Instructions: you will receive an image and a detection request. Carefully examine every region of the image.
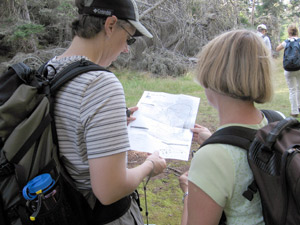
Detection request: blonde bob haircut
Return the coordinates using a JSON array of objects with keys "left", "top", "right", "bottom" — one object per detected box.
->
[{"left": 195, "top": 29, "right": 273, "bottom": 103}]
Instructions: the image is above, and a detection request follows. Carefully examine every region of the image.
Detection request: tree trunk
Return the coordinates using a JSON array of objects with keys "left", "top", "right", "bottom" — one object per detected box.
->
[
  {"left": 229, "top": 0, "right": 238, "bottom": 28},
  {"left": 251, "top": 0, "right": 255, "bottom": 26},
  {"left": 9, "top": 0, "right": 16, "bottom": 16},
  {"left": 21, "top": 0, "right": 31, "bottom": 21}
]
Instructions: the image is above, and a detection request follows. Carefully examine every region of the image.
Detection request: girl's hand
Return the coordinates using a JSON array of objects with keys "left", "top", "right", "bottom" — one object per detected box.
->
[
  {"left": 179, "top": 171, "right": 189, "bottom": 193},
  {"left": 190, "top": 124, "right": 212, "bottom": 145}
]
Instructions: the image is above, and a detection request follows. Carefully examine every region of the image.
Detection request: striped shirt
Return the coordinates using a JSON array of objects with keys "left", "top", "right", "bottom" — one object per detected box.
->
[{"left": 46, "top": 56, "right": 130, "bottom": 205}]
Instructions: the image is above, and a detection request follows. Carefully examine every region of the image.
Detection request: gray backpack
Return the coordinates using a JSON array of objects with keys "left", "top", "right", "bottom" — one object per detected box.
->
[{"left": 0, "top": 59, "right": 107, "bottom": 225}]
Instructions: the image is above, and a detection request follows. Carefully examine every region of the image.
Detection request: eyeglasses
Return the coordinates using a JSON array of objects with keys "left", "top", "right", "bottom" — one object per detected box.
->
[{"left": 120, "top": 25, "right": 136, "bottom": 46}]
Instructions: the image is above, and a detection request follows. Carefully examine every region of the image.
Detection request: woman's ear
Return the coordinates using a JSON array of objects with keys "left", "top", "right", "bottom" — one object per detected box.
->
[{"left": 104, "top": 16, "right": 118, "bottom": 38}]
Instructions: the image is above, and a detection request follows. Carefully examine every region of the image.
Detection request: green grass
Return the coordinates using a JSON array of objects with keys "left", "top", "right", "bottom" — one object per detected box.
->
[
  {"left": 255, "top": 56, "right": 291, "bottom": 117},
  {"left": 114, "top": 70, "right": 202, "bottom": 106},
  {"left": 141, "top": 173, "right": 183, "bottom": 225},
  {"left": 114, "top": 69, "right": 218, "bottom": 131},
  {"left": 115, "top": 54, "right": 294, "bottom": 225}
]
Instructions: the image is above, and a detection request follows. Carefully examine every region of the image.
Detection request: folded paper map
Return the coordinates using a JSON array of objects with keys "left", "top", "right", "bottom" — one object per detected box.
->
[{"left": 128, "top": 91, "right": 200, "bottom": 161}]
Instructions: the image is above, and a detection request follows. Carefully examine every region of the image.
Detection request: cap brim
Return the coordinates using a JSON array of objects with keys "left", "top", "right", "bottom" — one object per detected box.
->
[{"left": 128, "top": 20, "right": 153, "bottom": 38}]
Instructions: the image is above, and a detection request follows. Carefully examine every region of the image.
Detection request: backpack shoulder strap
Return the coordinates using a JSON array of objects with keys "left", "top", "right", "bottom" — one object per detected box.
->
[
  {"left": 200, "top": 109, "right": 284, "bottom": 201},
  {"left": 284, "top": 39, "right": 291, "bottom": 48},
  {"left": 261, "top": 109, "right": 283, "bottom": 123},
  {"left": 46, "top": 59, "right": 110, "bottom": 157},
  {"left": 201, "top": 110, "right": 283, "bottom": 149},
  {"left": 201, "top": 126, "right": 255, "bottom": 149},
  {"left": 49, "top": 59, "right": 109, "bottom": 94}
]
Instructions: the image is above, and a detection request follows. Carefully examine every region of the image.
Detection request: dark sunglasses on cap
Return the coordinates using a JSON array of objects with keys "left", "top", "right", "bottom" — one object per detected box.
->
[{"left": 120, "top": 25, "right": 136, "bottom": 45}]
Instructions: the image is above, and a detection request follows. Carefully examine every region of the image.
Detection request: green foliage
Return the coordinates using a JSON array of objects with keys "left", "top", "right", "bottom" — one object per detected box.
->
[
  {"left": 239, "top": 12, "right": 250, "bottom": 25},
  {"left": 255, "top": 0, "right": 284, "bottom": 18},
  {"left": 278, "top": 24, "right": 289, "bottom": 42},
  {"left": 11, "top": 23, "right": 44, "bottom": 40},
  {"left": 57, "top": 1, "right": 73, "bottom": 11},
  {"left": 56, "top": 0, "right": 77, "bottom": 18},
  {"left": 285, "top": 0, "right": 300, "bottom": 21},
  {"left": 186, "top": 1, "right": 202, "bottom": 17},
  {"left": 258, "top": 0, "right": 284, "bottom": 17}
]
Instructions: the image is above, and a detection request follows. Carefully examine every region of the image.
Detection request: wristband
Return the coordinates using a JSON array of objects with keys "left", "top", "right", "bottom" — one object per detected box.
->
[{"left": 182, "top": 191, "right": 188, "bottom": 203}]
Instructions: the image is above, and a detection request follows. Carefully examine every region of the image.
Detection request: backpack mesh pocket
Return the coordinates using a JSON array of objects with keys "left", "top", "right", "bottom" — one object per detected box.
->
[{"left": 22, "top": 175, "right": 92, "bottom": 225}]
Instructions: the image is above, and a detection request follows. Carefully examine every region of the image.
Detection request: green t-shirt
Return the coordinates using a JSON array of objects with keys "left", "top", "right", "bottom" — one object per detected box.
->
[{"left": 189, "top": 117, "right": 268, "bottom": 225}]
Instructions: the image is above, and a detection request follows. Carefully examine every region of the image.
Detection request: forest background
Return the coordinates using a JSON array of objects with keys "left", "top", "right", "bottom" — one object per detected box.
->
[
  {"left": 0, "top": 0, "right": 300, "bottom": 74},
  {"left": 0, "top": 0, "right": 299, "bottom": 224}
]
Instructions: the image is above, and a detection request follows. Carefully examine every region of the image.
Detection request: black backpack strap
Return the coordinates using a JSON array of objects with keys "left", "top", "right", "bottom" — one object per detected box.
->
[
  {"left": 201, "top": 110, "right": 283, "bottom": 149},
  {"left": 261, "top": 109, "right": 283, "bottom": 123},
  {"left": 200, "top": 109, "right": 284, "bottom": 202},
  {"left": 50, "top": 59, "right": 109, "bottom": 94},
  {"left": 10, "top": 114, "right": 52, "bottom": 164},
  {"left": 47, "top": 59, "right": 109, "bottom": 158},
  {"left": 200, "top": 126, "right": 258, "bottom": 202},
  {"left": 201, "top": 126, "right": 255, "bottom": 150}
]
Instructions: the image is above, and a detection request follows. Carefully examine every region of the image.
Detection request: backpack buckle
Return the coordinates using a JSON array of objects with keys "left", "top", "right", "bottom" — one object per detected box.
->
[{"left": 242, "top": 181, "right": 258, "bottom": 201}]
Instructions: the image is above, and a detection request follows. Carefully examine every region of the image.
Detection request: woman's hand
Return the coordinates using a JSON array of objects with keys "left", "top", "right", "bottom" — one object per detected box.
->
[
  {"left": 191, "top": 124, "right": 212, "bottom": 145},
  {"left": 126, "top": 106, "right": 138, "bottom": 125},
  {"left": 145, "top": 151, "right": 167, "bottom": 177}
]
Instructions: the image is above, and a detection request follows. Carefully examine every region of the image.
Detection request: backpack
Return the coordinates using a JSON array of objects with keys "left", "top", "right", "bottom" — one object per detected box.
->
[
  {"left": 283, "top": 38, "right": 300, "bottom": 71},
  {"left": 201, "top": 110, "right": 300, "bottom": 225},
  {"left": 0, "top": 59, "right": 132, "bottom": 225}
]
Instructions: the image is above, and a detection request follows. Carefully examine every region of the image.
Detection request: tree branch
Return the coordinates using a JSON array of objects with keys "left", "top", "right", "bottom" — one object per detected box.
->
[{"left": 139, "top": 0, "right": 166, "bottom": 19}]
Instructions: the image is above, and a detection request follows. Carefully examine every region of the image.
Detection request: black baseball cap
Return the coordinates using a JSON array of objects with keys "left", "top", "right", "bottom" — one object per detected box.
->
[{"left": 79, "top": 0, "right": 153, "bottom": 38}]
